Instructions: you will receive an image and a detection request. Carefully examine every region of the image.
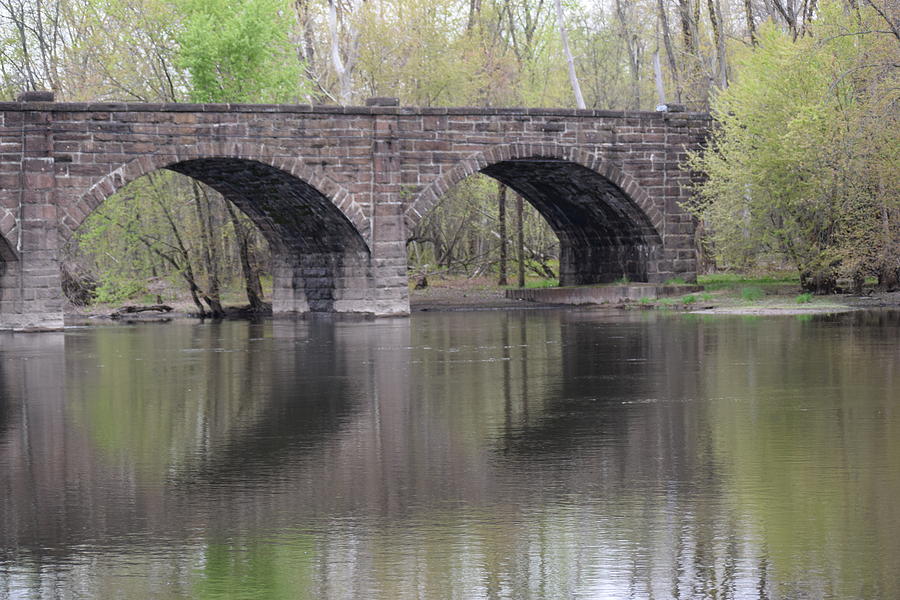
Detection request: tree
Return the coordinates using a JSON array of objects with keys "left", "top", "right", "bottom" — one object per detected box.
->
[
  {"left": 685, "top": 2, "right": 899, "bottom": 292},
  {"left": 175, "top": 0, "right": 308, "bottom": 103},
  {"left": 553, "top": 0, "right": 585, "bottom": 108}
]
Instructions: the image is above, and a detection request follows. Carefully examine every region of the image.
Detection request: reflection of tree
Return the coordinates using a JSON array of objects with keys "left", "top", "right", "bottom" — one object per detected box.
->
[
  {"left": 3, "top": 311, "right": 900, "bottom": 598},
  {"left": 65, "top": 320, "right": 364, "bottom": 485},
  {"left": 194, "top": 533, "right": 316, "bottom": 600},
  {"left": 704, "top": 311, "right": 900, "bottom": 600}
]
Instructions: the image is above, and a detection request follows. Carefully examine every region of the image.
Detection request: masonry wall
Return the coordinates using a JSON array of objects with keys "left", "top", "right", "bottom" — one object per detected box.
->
[{"left": 0, "top": 96, "right": 710, "bottom": 329}]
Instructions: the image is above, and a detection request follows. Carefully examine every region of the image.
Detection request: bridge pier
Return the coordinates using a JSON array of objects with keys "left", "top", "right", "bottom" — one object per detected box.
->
[
  {"left": 270, "top": 248, "right": 407, "bottom": 315},
  {"left": 558, "top": 242, "right": 665, "bottom": 286},
  {"left": 0, "top": 99, "right": 65, "bottom": 330},
  {"left": 0, "top": 249, "right": 66, "bottom": 332}
]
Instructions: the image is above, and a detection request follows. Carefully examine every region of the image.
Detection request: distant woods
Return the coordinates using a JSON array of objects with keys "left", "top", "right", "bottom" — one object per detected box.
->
[{"left": 0, "top": 0, "right": 896, "bottom": 303}]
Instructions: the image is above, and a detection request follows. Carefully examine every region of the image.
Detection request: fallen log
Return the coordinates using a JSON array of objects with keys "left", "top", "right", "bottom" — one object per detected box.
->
[{"left": 111, "top": 304, "right": 173, "bottom": 319}]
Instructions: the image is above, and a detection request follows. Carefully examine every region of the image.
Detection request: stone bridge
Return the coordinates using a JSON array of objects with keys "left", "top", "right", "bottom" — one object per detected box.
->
[{"left": 0, "top": 92, "right": 710, "bottom": 330}]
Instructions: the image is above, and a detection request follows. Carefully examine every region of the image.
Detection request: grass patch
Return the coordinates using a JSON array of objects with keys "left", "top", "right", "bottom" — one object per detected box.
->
[
  {"left": 740, "top": 286, "right": 765, "bottom": 302},
  {"left": 796, "top": 292, "right": 813, "bottom": 304},
  {"left": 682, "top": 294, "right": 697, "bottom": 304},
  {"left": 613, "top": 275, "right": 630, "bottom": 284},
  {"left": 523, "top": 278, "right": 559, "bottom": 289},
  {"left": 639, "top": 296, "right": 653, "bottom": 305},
  {"left": 698, "top": 272, "right": 799, "bottom": 292},
  {"left": 700, "top": 292, "right": 714, "bottom": 302}
]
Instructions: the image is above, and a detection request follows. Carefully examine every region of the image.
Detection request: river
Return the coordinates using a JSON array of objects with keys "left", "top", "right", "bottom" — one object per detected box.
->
[{"left": 1, "top": 309, "right": 898, "bottom": 599}]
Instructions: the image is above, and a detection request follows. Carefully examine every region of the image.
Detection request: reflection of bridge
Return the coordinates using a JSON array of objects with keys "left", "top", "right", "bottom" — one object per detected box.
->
[{"left": 0, "top": 92, "right": 709, "bottom": 329}]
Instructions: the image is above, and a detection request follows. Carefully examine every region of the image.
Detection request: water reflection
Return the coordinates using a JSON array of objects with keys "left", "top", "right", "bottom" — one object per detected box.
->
[{"left": 0, "top": 311, "right": 898, "bottom": 599}]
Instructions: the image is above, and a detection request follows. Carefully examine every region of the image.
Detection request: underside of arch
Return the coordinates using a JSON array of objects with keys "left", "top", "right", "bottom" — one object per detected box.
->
[
  {"left": 169, "top": 159, "right": 374, "bottom": 313},
  {"left": 67, "top": 157, "right": 376, "bottom": 314},
  {"left": 167, "top": 159, "right": 375, "bottom": 312},
  {"left": 167, "top": 159, "right": 368, "bottom": 256},
  {"left": 482, "top": 158, "right": 662, "bottom": 285}
]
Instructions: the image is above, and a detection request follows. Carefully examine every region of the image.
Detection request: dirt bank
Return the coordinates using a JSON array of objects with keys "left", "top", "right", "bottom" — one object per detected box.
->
[{"left": 63, "top": 278, "right": 900, "bottom": 322}]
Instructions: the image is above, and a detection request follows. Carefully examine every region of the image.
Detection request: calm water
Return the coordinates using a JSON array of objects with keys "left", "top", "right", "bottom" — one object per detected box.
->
[{"left": 0, "top": 310, "right": 898, "bottom": 599}]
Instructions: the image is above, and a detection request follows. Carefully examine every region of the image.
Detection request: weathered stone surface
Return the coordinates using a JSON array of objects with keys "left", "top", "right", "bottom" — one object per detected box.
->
[{"left": 0, "top": 100, "right": 710, "bottom": 330}]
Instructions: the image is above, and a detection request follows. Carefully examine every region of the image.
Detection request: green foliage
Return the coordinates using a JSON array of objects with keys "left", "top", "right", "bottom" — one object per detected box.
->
[
  {"left": 700, "top": 292, "right": 714, "bottom": 302},
  {"left": 92, "top": 277, "right": 145, "bottom": 304},
  {"left": 685, "top": 2, "right": 899, "bottom": 292},
  {"left": 524, "top": 278, "right": 559, "bottom": 289},
  {"left": 740, "top": 286, "right": 764, "bottom": 302},
  {"left": 698, "top": 272, "right": 799, "bottom": 291},
  {"left": 796, "top": 293, "right": 813, "bottom": 304},
  {"left": 682, "top": 294, "right": 697, "bottom": 304},
  {"left": 174, "top": 0, "right": 307, "bottom": 103},
  {"left": 68, "top": 171, "right": 269, "bottom": 308}
]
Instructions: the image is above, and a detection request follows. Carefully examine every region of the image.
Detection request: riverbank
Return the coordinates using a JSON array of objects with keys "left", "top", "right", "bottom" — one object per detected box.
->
[
  {"left": 63, "top": 274, "right": 900, "bottom": 321},
  {"left": 408, "top": 274, "right": 900, "bottom": 315}
]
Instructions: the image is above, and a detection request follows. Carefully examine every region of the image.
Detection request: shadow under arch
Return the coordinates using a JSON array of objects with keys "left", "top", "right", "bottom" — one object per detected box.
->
[
  {"left": 0, "top": 235, "right": 16, "bottom": 305},
  {"left": 0, "top": 233, "right": 15, "bottom": 262},
  {"left": 406, "top": 143, "right": 666, "bottom": 285},
  {"left": 64, "top": 148, "right": 376, "bottom": 313}
]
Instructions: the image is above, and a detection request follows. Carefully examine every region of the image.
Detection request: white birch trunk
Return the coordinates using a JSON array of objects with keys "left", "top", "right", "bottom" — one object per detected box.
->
[{"left": 554, "top": 0, "right": 586, "bottom": 109}]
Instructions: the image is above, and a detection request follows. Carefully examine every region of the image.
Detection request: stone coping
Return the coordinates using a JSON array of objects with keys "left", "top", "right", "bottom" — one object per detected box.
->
[{"left": 0, "top": 100, "right": 711, "bottom": 120}]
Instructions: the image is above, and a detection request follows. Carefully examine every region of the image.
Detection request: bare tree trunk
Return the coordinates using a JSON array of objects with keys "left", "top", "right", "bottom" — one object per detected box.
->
[
  {"left": 467, "top": 0, "right": 482, "bottom": 31},
  {"left": 498, "top": 182, "right": 508, "bottom": 285},
  {"left": 804, "top": 0, "right": 818, "bottom": 35},
  {"left": 772, "top": 0, "right": 800, "bottom": 38},
  {"left": 327, "top": 0, "right": 349, "bottom": 103},
  {"left": 516, "top": 193, "right": 525, "bottom": 288},
  {"left": 615, "top": 0, "right": 642, "bottom": 109},
  {"left": 744, "top": 0, "right": 758, "bottom": 45},
  {"left": 141, "top": 212, "right": 207, "bottom": 317},
  {"left": 224, "top": 201, "right": 266, "bottom": 312},
  {"left": 658, "top": 0, "right": 682, "bottom": 103},
  {"left": 554, "top": 0, "right": 586, "bottom": 109},
  {"left": 653, "top": 51, "right": 667, "bottom": 106},
  {"left": 326, "top": 0, "right": 362, "bottom": 104},
  {"left": 678, "top": 0, "right": 697, "bottom": 54},
  {"left": 191, "top": 182, "right": 224, "bottom": 316},
  {"left": 707, "top": 0, "right": 728, "bottom": 88}
]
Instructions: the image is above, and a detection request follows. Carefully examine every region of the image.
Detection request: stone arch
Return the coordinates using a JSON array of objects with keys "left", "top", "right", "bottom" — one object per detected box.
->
[
  {"left": 60, "top": 142, "right": 370, "bottom": 246},
  {"left": 405, "top": 142, "right": 663, "bottom": 234},
  {"left": 405, "top": 142, "right": 667, "bottom": 285},
  {"left": 61, "top": 142, "right": 377, "bottom": 314}
]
